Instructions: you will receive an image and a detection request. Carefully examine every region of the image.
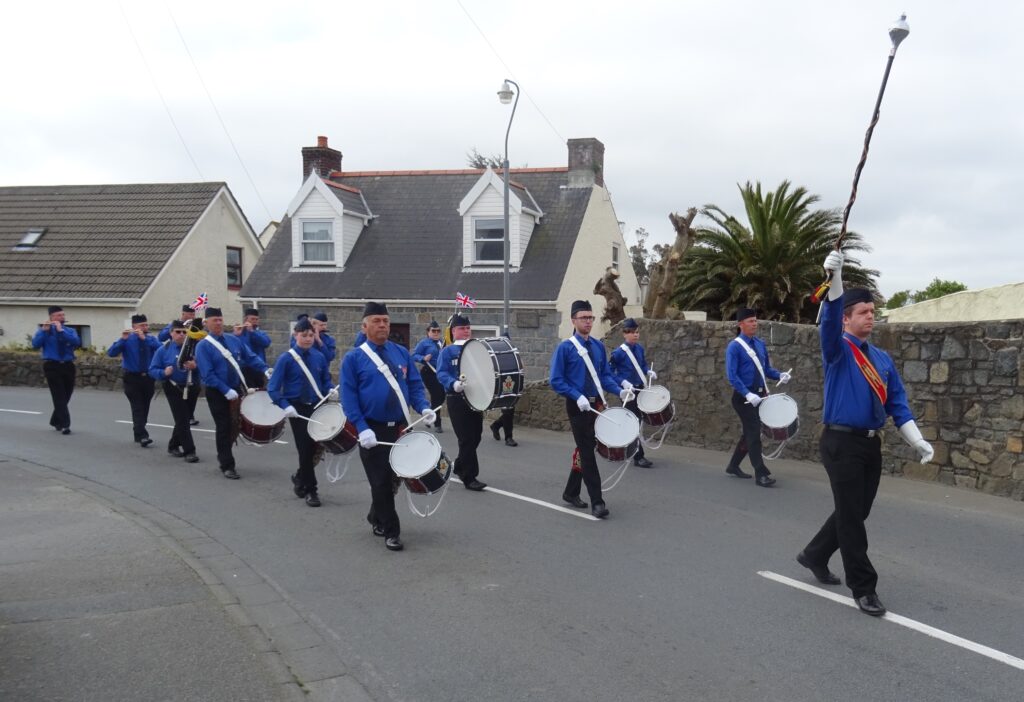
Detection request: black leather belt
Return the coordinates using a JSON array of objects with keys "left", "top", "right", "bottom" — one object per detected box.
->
[
  {"left": 367, "top": 418, "right": 402, "bottom": 428},
  {"left": 825, "top": 424, "right": 879, "bottom": 438},
  {"left": 123, "top": 371, "right": 149, "bottom": 377}
]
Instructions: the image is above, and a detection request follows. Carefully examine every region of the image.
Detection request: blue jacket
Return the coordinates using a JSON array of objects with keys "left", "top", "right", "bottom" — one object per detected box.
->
[
  {"left": 236, "top": 328, "right": 272, "bottom": 363},
  {"left": 195, "top": 334, "right": 267, "bottom": 394},
  {"left": 412, "top": 336, "right": 443, "bottom": 371},
  {"left": 108, "top": 333, "right": 161, "bottom": 373},
  {"left": 725, "top": 334, "right": 780, "bottom": 395},
  {"left": 148, "top": 340, "right": 191, "bottom": 385},
  {"left": 549, "top": 333, "right": 621, "bottom": 400},
  {"left": 267, "top": 347, "right": 334, "bottom": 408},
  {"left": 340, "top": 342, "right": 428, "bottom": 433},
  {"left": 32, "top": 325, "right": 81, "bottom": 361},
  {"left": 435, "top": 342, "right": 465, "bottom": 392},
  {"left": 610, "top": 342, "right": 649, "bottom": 388}
]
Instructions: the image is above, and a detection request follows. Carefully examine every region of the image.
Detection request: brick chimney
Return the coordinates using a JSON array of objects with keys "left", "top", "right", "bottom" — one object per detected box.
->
[
  {"left": 567, "top": 137, "right": 605, "bottom": 188},
  {"left": 301, "top": 136, "right": 342, "bottom": 181}
]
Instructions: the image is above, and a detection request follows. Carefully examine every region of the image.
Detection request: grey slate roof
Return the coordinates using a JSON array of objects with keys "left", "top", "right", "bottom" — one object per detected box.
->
[
  {"left": 323, "top": 182, "right": 371, "bottom": 217},
  {"left": 0, "top": 183, "right": 226, "bottom": 299},
  {"left": 242, "top": 169, "right": 588, "bottom": 302}
]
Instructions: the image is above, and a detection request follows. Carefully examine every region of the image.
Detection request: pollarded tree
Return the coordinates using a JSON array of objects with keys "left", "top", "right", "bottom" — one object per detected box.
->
[{"left": 674, "top": 181, "right": 879, "bottom": 322}]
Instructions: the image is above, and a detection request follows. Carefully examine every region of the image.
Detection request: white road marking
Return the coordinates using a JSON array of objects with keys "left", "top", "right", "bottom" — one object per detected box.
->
[
  {"left": 115, "top": 420, "right": 288, "bottom": 445},
  {"left": 451, "top": 477, "right": 599, "bottom": 521},
  {"left": 758, "top": 571, "right": 1024, "bottom": 672},
  {"left": 0, "top": 408, "right": 43, "bottom": 415}
]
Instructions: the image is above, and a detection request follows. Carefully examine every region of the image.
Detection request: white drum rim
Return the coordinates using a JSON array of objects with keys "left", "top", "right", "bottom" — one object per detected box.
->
[
  {"left": 759, "top": 394, "right": 799, "bottom": 428},
  {"left": 459, "top": 339, "right": 496, "bottom": 411},
  {"left": 594, "top": 407, "right": 641, "bottom": 447},
  {"left": 308, "top": 403, "right": 345, "bottom": 441},
  {"left": 390, "top": 431, "right": 442, "bottom": 478},
  {"left": 636, "top": 385, "right": 671, "bottom": 412}
]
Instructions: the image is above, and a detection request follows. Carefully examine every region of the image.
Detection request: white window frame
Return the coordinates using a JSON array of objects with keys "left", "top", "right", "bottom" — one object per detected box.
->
[
  {"left": 301, "top": 221, "right": 335, "bottom": 265},
  {"left": 611, "top": 243, "right": 620, "bottom": 270},
  {"left": 470, "top": 325, "right": 500, "bottom": 339},
  {"left": 473, "top": 218, "right": 505, "bottom": 265}
]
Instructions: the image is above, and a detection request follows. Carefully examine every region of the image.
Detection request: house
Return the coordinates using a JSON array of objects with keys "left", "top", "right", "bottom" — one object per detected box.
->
[
  {"left": 239, "top": 136, "right": 643, "bottom": 378},
  {"left": 884, "top": 282, "right": 1024, "bottom": 323},
  {"left": 0, "top": 183, "right": 263, "bottom": 348}
]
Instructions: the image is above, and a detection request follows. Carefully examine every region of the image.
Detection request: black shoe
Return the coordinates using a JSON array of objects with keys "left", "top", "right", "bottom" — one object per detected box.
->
[
  {"left": 61, "top": 428, "right": 72, "bottom": 435},
  {"left": 562, "top": 493, "right": 588, "bottom": 509},
  {"left": 189, "top": 417, "right": 199, "bottom": 426},
  {"left": 591, "top": 502, "right": 609, "bottom": 519},
  {"left": 183, "top": 453, "right": 199, "bottom": 463},
  {"left": 504, "top": 437, "right": 518, "bottom": 447},
  {"left": 725, "top": 465, "right": 752, "bottom": 479},
  {"left": 856, "top": 593, "right": 886, "bottom": 617},
  {"left": 633, "top": 456, "right": 653, "bottom": 468},
  {"left": 291, "top": 473, "right": 307, "bottom": 498},
  {"left": 222, "top": 468, "right": 240, "bottom": 480},
  {"left": 168, "top": 448, "right": 185, "bottom": 458},
  {"left": 464, "top": 479, "right": 487, "bottom": 491},
  {"left": 140, "top": 438, "right": 153, "bottom": 448},
  {"left": 305, "top": 493, "right": 321, "bottom": 507},
  {"left": 491, "top": 425, "right": 502, "bottom": 441},
  {"left": 372, "top": 525, "right": 385, "bottom": 537},
  {"left": 756, "top": 475, "right": 777, "bottom": 487},
  {"left": 385, "top": 536, "right": 404, "bottom": 551},
  {"left": 435, "top": 425, "right": 443, "bottom": 434},
  {"left": 796, "top": 551, "right": 841, "bottom": 585}
]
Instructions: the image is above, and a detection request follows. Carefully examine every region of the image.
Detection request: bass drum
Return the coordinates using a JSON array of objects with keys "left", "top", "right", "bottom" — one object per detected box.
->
[
  {"left": 389, "top": 431, "right": 452, "bottom": 495},
  {"left": 458, "top": 337, "right": 524, "bottom": 412},
  {"left": 239, "top": 391, "right": 286, "bottom": 445},
  {"left": 594, "top": 407, "right": 641, "bottom": 462}
]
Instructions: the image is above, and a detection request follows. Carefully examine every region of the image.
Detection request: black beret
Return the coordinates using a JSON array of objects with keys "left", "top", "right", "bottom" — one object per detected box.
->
[
  {"left": 450, "top": 314, "right": 470, "bottom": 328},
  {"left": 47, "top": 305, "right": 63, "bottom": 315},
  {"left": 243, "top": 308, "right": 259, "bottom": 317},
  {"left": 131, "top": 314, "right": 147, "bottom": 324},
  {"left": 570, "top": 300, "right": 592, "bottom": 317},
  {"left": 182, "top": 304, "right": 195, "bottom": 312},
  {"left": 296, "top": 313, "right": 309, "bottom": 322},
  {"left": 622, "top": 318, "right": 639, "bottom": 330},
  {"left": 205, "top": 307, "right": 223, "bottom": 318},
  {"left": 170, "top": 320, "right": 187, "bottom": 330},
  {"left": 313, "top": 312, "right": 328, "bottom": 322},
  {"left": 293, "top": 319, "right": 313, "bottom": 333},
  {"left": 427, "top": 320, "right": 441, "bottom": 330},
  {"left": 843, "top": 288, "right": 875, "bottom": 309},
  {"left": 734, "top": 307, "right": 757, "bottom": 322},
  {"left": 362, "top": 302, "right": 389, "bottom": 318}
]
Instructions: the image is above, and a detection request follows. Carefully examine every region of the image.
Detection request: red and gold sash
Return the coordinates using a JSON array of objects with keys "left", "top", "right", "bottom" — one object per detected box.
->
[{"left": 844, "top": 338, "right": 887, "bottom": 405}]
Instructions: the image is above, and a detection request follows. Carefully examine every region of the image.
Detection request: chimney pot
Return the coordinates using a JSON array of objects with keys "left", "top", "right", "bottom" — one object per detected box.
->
[
  {"left": 301, "top": 136, "right": 343, "bottom": 181},
  {"left": 317, "top": 136, "right": 328, "bottom": 148}
]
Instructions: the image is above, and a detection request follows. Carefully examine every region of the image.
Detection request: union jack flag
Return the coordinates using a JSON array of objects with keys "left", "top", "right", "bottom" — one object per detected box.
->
[
  {"left": 455, "top": 292, "right": 476, "bottom": 308},
  {"left": 190, "top": 292, "right": 209, "bottom": 312}
]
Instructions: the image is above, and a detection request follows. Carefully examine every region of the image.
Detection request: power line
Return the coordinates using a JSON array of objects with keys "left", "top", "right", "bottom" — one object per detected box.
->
[{"left": 117, "top": 1, "right": 204, "bottom": 179}]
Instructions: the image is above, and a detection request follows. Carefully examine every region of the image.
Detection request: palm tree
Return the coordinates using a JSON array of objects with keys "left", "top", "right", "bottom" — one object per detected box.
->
[{"left": 673, "top": 181, "right": 879, "bottom": 322}]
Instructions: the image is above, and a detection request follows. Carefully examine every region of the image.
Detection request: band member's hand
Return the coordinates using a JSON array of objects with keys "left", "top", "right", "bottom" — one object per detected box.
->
[
  {"left": 164, "top": 365, "right": 174, "bottom": 377},
  {"left": 233, "top": 325, "right": 243, "bottom": 335},
  {"left": 420, "top": 408, "right": 437, "bottom": 425},
  {"left": 823, "top": 250, "right": 845, "bottom": 300},
  {"left": 576, "top": 395, "right": 592, "bottom": 412},
  {"left": 326, "top": 387, "right": 339, "bottom": 402},
  {"left": 224, "top": 389, "right": 239, "bottom": 401},
  {"left": 121, "top": 329, "right": 131, "bottom": 340},
  {"left": 41, "top": 322, "right": 52, "bottom": 331},
  {"left": 898, "top": 421, "right": 934, "bottom": 463},
  {"left": 647, "top": 369, "right": 657, "bottom": 381},
  {"left": 282, "top": 405, "right": 299, "bottom": 419},
  {"left": 183, "top": 360, "right": 197, "bottom": 370},
  {"left": 135, "top": 328, "right": 145, "bottom": 340},
  {"left": 53, "top": 321, "right": 63, "bottom": 332},
  {"left": 265, "top": 368, "right": 273, "bottom": 379},
  {"left": 621, "top": 380, "right": 634, "bottom": 392},
  {"left": 744, "top": 392, "right": 763, "bottom": 407},
  {"left": 246, "top": 387, "right": 257, "bottom": 395},
  {"left": 778, "top": 371, "right": 792, "bottom": 385},
  {"left": 424, "top": 354, "right": 432, "bottom": 362},
  {"left": 619, "top": 388, "right": 633, "bottom": 402},
  {"left": 453, "top": 380, "right": 465, "bottom": 393},
  {"left": 358, "top": 429, "right": 377, "bottom": 449}
]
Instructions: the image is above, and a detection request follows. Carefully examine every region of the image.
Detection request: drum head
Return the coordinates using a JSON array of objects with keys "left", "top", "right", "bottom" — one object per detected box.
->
[
  {"left": 390, "top": 431, "right": 442, "bottom": 479},
  {"left": 308, "top": 403, "right": 345, "bottom": 441},
  {"left": 636, "top": 385, "right": 671, "bottom": 413},
  {"left": 459, "top": 339, "right": 496, "bottom": 411},
  {"left": 759, "top": 394, "right": 799, "bottom": 428},
  {"left": 241, "top": 391, "right": 285, "bottom": 423},
  {"left": 594, "top": 407, "right": 641, "bottom": 448}
]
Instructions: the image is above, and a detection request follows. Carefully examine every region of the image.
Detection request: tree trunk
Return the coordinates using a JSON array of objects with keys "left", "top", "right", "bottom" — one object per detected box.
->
[{"left": 647, "top": 208, "right": 698, "bottom": 319}]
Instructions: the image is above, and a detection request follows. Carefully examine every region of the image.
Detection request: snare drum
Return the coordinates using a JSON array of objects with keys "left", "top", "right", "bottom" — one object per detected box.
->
[
  {"left": 636, "top": 385, "right": 674, "bottom": 426},
  {"left": 307, "top": 402, "right": 358, "bottom": 454},
  {"left": 759, "top": 394, "right": 800, "bottom": 441},
  {"left": 458, "top": 337, "right": 524, "bottom": 412},
  {"left": 594, "top": 407, "right": 641, "bottom": 462},
  {"left": 239, "top": 390, "right": 286, "bottom": 444},
  {"left": 389, "top": 431, "right": 452, "bottom": 495}
]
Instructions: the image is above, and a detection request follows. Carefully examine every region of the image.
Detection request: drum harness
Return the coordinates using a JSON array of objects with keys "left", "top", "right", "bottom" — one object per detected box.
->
[
  {"left": 731, "top": 332, "right": 794, "bottom": 460},
  {"left": 620, "top": 343, "right": 675, "bottom": 451},
  {"left": 286, "top": 349, "right": 354, "bottom": 485}
]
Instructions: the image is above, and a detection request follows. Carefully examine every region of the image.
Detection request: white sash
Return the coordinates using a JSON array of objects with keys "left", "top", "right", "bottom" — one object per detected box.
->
[
  {"left": 359, "top": 342, "right": 411, "bottom": 424},
  {"left": 568, "top": 335, "right": 605, "bottom": 405},
  {"left": 287, "top": 349, "right": 325, "bottom": 401},
  {"left": 618, "top": 343, "right": 647, "bottom": 389},
  {"left": 731, "top": 337, "right": 767, "bottom": 392},
  {"left": 202, "top": 335, "right": 249, "bottom": 392}
]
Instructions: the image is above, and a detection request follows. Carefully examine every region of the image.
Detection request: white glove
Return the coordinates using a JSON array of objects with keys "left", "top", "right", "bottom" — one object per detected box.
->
[
  {"left": 265, "top": 368, "right": 273, "bottom": 379},
  {"left": 358, "top": 429, "right": 378, "bottom": 449},
  {"left": 421, "top": 408, "right": 437, "bottom": 425},
  {"left": 246, "top": 387, "right": 257, "bottom": 395},
  {"left": 824, "top": 250, "right": 845, "bottom": 301},
  {"left": 576, "top": 395, "right": 593, "bottom": 412},
  {"left": 621, "top": 380, "right": 634, "bottom": 391},
  {"left": 224, "top": 389, "right": 239, "bottom": 401},
  {"left": 282, "top": 405, "right": 299, "bottom": 419},
  {"left": 778, "top": 371, "right": 792, "bottom": 385},
  {"left": 744, "top": 392, "right": 763, "bottom": 407},
  {"left": 452, "top": 380, "right": 465, "bottom": 393},
  {"left": 647, "top": 370, "right": 657, "bottom": 381},
  {"left": 898, "top": 420, "right": 934, "bottom": 464},
  {"left": 619, "top": 389, "right": 633, "bottom": 402},
  {"left": 326, "top": 387, "right": 339, "bottom": 402}
]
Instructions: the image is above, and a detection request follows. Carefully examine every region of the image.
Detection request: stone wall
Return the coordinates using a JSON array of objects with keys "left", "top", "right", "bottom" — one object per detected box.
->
[
  {"left": 514, "top": 319, "right": 1024, "bottom": 501},
  {"left": 1, "top": 351, "right": 133, "bottom": 391}
]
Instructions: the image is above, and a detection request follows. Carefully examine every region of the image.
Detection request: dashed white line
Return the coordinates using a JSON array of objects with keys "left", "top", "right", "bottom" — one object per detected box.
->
[
  {"left": 451, "top": 477, "right": 599, "bottom": 521},
  {"left": 758, "top": 570, "right": 1024, "bottom": 672},
  {"left": 115, "top": 420, "right": 288, "bottom": 445},
  {"left": 0, "top": 408, "right": 43, "bottom": 415}
]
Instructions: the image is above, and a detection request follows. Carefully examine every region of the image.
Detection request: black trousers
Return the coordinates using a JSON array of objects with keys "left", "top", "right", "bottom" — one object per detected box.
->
[
  {"left": 421, "top": 368, "right": 445, "bottom": 428},
  {"left": 205, "top": 388, "right": 238, "bottom": 470},
  {"left": 564, "top": 398, "right": 604, "bottom": 506},
  {"left": 361, "top": 421, "right": 404, "bottom": 538},
  {"left": 490, "top": 407, "right": 515, "bottom": 440},
  {"left": 287, "top": 401, "right": 319, "bottom": 493},
  {"left": 623, "top": 399, "right": 645, "bottom": 460},
  {"left": 447, "top": 394, "right": 483, "bottom": 481},
  {"left": 803, "top": 429, "right": 883, "bottom": 598},
  {"left": 163, "top": 382, "right": 198, "bottom": 454},
  {"left": 122, "top": 373, "right": 155, "bottom": 441},
  {"left": 727, "top": 391, "right": 770, "bottom": 478},
  {"left": 43, "top": 360, "right": 75, "bottom": 430}
]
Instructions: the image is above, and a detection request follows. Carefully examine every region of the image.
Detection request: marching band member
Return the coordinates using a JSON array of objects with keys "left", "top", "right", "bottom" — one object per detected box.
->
[
  {"left": 107, "top": 314, "right": 161, "bottom": 447},
  {"left": 436, "top": 315, "right": 486, "bottom": 491},
  {"left": 158, "top": 305, "right": 196, "bottom": 342},
  {"left": 194, "top": 307, "right": 269, "bottom": 480},
  {"left": 148, "top": 320, "right": 200, "bottom": 462},
  {"left": 798, "top": 251, "right": 933, "bottom": 617},
  {"left": 312, "top": 312, "right": 337, "bottom": 364},
  {"left": 610, "top": 317, "right": 654, "bottom": 468},
  {"left": 32, "top": 305, "right": 81, "bottom": 435},
  {"left": 341, "top": 302, "right": 435, "bottom": 552},
  {"left": 412, "top": 320, "right": 445, "bottom": 433},
  {"left": 549, "top": 300, "right": 630, "bottom": 519},
  {"left": 268, "top": 318, "right": 336, "bottom": 507},
  {"left": 724, "top": 308, "right": 791, "bottom": 487},
  {"left": 235, "top": 307, "right": 272, "bottom": 390}
]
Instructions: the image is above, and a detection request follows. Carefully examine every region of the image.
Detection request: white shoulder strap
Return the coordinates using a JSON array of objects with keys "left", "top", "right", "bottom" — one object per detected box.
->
[
  {"left": 731, "top": 337, "right": 767, "bottom": 392},
  {"left": 359, "top": 342, "right": 411, "bottom": 424},
  {"left": 287, "top": 348, "right": 325, "bottom": 401},
  {"left": 618, "top": 343, "right": 647, "bottom": 389},
  {"left": 203, "top": 335, "right": 249, "bottom": 392},
  {"left": 568, "top": 335, "right": 605, "bottom": 404}
]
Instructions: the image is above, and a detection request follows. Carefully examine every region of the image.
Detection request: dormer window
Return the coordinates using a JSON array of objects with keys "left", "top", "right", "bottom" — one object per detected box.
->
[
  {"left": 13, "top": 227, "right": 46, "bottom": 251},
  {"left": 474, "top": 218, "right": 504, "bottom": 264},
  {"left": 302, "top": 221, "right": 334, "bottom": 264}
]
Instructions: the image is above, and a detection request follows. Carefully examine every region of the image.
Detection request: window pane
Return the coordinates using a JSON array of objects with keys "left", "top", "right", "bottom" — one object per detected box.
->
[
  {"left": 226, "top": 248, "right": 241, "bottom": 265},
  {"left": 303, "top": 222, "right": 331, "bottom": 240},
  {"left": 304, "top": 241, "right": 334, "bottom": 262},
  {"left": 475, "top": 219, "right": 505, "bottom": 240},
  {"left": 475, "top": 240, "right": 503, "bottom": 262},
  {"left": 227, "top": 268, "right": 242, "bottom": 286}
]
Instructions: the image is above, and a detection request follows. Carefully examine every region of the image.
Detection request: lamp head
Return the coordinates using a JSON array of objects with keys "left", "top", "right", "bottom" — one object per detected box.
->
[
  {"left": 497, "top": 80, "right": 514, "bottom": 104},
  {"left": 889, "top": 13, "right": 909, "bottom": 51}
]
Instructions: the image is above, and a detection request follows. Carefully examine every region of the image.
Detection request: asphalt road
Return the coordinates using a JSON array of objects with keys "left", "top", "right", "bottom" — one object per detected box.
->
[{"left": 1, "top": 386, "right": 1022, "bottom": 701}]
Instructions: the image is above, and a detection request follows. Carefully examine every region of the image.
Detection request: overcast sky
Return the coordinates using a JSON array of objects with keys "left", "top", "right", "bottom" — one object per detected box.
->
[{"left": 2, "top": 1, "right": 1020, "bottom": 298}]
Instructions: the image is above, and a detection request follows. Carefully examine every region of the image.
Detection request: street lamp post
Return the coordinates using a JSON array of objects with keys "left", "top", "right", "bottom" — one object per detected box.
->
[{"left": 497, "top": 79, "right": 519, "bottom": 337}]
